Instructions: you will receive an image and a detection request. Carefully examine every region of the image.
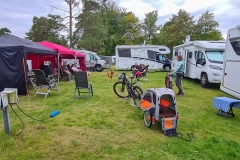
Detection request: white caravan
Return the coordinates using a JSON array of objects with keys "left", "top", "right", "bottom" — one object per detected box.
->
[
  {"left": 172, "top": 37, "right": 225, "bottom": 87},
  {"left": 76, "top": 49, "right": 107, "bottom": 72},
  {"left": 115, "top": 45, "right": 171, "bottom": 71},
  {"left": 220, "top": 25, "right": 240, "bottom": 99}
]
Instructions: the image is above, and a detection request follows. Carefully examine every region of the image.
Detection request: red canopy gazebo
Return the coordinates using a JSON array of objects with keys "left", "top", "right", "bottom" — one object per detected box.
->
[
  {"left": 38, "top": 41, "right": 75, "bottom": 57},
  {"left": 37, "top": 41, "right": 86, "bottom": 71}
]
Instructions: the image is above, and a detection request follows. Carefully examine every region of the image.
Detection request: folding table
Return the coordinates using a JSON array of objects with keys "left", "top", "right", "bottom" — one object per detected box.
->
[{"left": 213, "top": 97, "right": 240, "bottom": 118}]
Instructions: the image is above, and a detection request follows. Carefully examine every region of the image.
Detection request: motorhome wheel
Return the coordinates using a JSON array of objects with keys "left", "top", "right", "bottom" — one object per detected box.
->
[
  {"left": 164, "top": 66, "right": 171, "bottom": 72},
  {"left": 95, "top": 65, "right": 102, "bottom": 72},
  {"left": 201, "top": 73, "right": 209, "bottom": 87},
  {"left": 131, "top": 65, "right": 135, "bottom": 71}
]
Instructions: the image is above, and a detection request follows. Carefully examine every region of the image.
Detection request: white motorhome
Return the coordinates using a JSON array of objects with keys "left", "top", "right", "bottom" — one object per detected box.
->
[
  {"left": 220, "top": 25, "right": 240, "bottom": 99},
  {"left": 76, "top": 49, "right": 107, "bottom": 72},
  {"left": 172, "top": 37, "right": 225, "bottom": 87},
  {"left": 115, "top": 45, "right": 171, "bottom": 71}
]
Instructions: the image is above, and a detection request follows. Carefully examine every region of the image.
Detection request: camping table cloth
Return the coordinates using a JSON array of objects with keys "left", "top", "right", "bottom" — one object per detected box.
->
[{"left": 213, "top": 97, "right": 240, "bottom": 118}]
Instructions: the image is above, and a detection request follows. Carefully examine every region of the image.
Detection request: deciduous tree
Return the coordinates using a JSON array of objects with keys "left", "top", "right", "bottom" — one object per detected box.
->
[
  {"left": 160, "top": 9, "right": 195, "bottom": 57},
  {"left": 75, "top": 0, "right": 107, "bottom": 52},
  {"left": 25, "top": 14, "right": 68, "bottom": 46},
  {"left": 142, "top": 10, "right": 160, "bottom": 41},
  {"left": 0, "top": 27, "right": 11, "bottom": 36},
  {"left": 121, "top": 12, "right": 141, "bottom": 45},
  {"left": 193, "top": 11, "right": 223, "bottom": 40}
]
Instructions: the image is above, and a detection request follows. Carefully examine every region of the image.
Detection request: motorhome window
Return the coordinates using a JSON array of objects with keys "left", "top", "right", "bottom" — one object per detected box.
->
[
  {"left": 174, "top": 49, "right": 178, "bottom": 56},
  {"left": 229, "top": 37, "right": 240, "bottom": 55},
  {"left": 205, "top": 51, "right": 224, "bottom": 63},
  {"left": 147, "top": 50, "right": 155, "bottom": 59},
  {"left": 157, "top": 55, "right": 166, "bottom": 61},
  {"left": 189, "top": 52, "right": 192, "bottom": 58},
  {"left": 94, "top": 54, "right": 102, "bottom": 60},
  {"left": 197, "top": 51, "right": 206, "bottom": 63},
  {"left": 89, "top": 54, "right": 95, "bottom": 60},
  {"left": 118, "top": 49, "right": 131, "bottom": 57}
]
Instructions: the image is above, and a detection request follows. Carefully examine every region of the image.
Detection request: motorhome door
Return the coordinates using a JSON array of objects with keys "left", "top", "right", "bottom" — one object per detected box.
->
[
  {"left": 86, "top": 54, "right": 96, "bottom": 68},
  {"left": 146, "top": 50, "right": 158, "bottom": 69},
  {"left": 195, "top": 51, "right": 206, "bottom": 78},
  {"left": 184, "top": 49, "right": 188, "bottom": 76},
  {"left": 222, "top": 28, "right": 240, "bottom": 94}
]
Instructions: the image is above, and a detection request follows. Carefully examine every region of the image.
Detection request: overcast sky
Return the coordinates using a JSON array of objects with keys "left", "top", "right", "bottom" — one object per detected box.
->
[{"left": 0, "top": 0, "right": 239, "bottom": 40}]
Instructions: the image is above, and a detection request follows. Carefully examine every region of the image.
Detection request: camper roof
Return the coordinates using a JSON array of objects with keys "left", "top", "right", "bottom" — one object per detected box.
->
[
  {"left": 116, "top": 45, "right": 170, "bottom": 54},
  {"left": 76, "top": 49, "right": 97, "bottom": 55},
  {"left": 174, "top": 41, "right": 226, "bottom": 50}
]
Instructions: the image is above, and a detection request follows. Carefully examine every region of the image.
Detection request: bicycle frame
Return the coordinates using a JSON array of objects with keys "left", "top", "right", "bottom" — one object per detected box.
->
[
  {"left": 114, "top": 68, "right": 143, "bottom": 108},
  {"left": 119, "top": 71, "right": 140, "bottom": 102}
]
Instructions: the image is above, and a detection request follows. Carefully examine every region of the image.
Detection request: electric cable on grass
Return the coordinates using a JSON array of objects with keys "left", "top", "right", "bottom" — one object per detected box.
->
[
  {"left": 171, "top": 132, "right": 194, "bottom": 141},
  {"left": 10, "top": 104, "right": 24, "bottom": 136},
  {"left": 10, "top": 103, "right": 60, "bottom": 135},
  {"left": 16, "top": 104, "right": 50, "bottom": 121}
]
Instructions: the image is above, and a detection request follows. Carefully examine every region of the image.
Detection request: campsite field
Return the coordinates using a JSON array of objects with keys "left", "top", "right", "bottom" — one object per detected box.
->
[{"left": 0, "top": 69, "right": 240, "bottom": 160}]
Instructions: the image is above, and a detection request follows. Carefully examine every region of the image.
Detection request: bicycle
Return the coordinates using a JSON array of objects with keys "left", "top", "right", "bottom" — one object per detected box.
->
[{"left": 113, "top": 68, "right": 143, "bottom": 107}]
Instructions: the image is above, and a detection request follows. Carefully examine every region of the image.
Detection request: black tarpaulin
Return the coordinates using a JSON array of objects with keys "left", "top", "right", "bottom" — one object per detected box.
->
[{"left": 0, "top": 35, "right": 57, "bottom": 95}]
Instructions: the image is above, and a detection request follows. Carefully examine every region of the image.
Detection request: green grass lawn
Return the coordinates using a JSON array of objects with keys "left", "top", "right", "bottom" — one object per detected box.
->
[{"left": 0, "top": 69, "right": 240, "bottom": 160}]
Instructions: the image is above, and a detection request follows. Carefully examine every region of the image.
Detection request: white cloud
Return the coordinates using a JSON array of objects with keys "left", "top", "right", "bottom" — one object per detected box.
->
[
  {"left": 0, "top": 0, "right": 238, "bottom": 39},
  {"left": 118, "top": 0, "right": 156, "bottom": 20},
  {"left": 119, "top": 0, "right": 226, "bottom": 19},
  {"left": 117, "top": 0, "right": 239, "bottom": 38}
]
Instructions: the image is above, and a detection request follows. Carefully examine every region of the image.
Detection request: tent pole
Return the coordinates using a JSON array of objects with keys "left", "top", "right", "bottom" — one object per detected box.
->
[
  {"left": 58, "top": 54, "right": 60, "bottom": 85},
  {"left": 38, "top": 54, "right": 40, "bottom": 69},
  {"left": 22, "top": 52, "right": 30, "bottom": 100}
]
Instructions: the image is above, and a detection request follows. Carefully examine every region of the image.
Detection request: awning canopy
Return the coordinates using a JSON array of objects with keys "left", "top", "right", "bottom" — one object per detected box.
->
[
  {"left": 37, "top": 41, "right": 85, "bottom": 58},
  {"left": 0, "top": 35, "right": 57, "bottom": 55}
]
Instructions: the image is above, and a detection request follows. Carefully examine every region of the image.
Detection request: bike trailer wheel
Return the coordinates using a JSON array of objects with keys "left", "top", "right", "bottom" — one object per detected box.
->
[{"left": 143, "top": 110, "right": 152, "bottom": 128}]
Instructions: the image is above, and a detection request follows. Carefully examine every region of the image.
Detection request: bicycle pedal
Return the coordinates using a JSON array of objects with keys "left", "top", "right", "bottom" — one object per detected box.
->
[
  {"left": 130, "top": 101, "right": 139, "bottom": 108},
  {"left": 130, "top": 101, "right": 135, "bottom": 106}
]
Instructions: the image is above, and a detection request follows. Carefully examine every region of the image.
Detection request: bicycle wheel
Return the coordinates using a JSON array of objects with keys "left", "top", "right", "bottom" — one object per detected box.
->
[
  {"left": 143, "top": 110, "right": 152, "bottom": 128},
  {"left": 113, "top": 81, "right": 128, "bottom": 98},
  {"left": 132, "top": 86, "right": 143, "bottom": 107}
]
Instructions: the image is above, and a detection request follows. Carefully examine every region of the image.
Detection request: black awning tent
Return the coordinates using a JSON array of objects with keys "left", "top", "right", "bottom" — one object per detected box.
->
[{"left": 0, "top": 35, "right": 57, "bottom": 95}]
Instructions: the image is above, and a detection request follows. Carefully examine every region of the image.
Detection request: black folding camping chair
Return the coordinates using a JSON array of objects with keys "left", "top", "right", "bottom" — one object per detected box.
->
[
  {"left": 73, "top": 71, "right": 93, "bottom": 99},
  {"left": 32, "top": 70, "right": 60, "bottom": 98},
  {"left": 136, "top": 65, "right": 149, "bottom": 82}
]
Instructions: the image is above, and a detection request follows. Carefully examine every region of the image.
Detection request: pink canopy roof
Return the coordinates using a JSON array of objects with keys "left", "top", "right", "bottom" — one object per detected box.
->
[
  {"left": 75, "top": 51, "right": 85, "bottom": 57},
  {"left": 37, "top": 41, "right": 86, "bottom": 71},
  {"left": 38, "top": 41, "right": 85, "bottom": 58},
  {"left": 38, "top": 41, "right": 75, "bottom": 55}
]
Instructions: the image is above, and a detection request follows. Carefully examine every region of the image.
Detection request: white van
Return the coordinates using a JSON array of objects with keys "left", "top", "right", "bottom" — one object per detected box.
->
[
  {"left": 76, "top": 49, "right": 107, "bottom": 72},
  {"left": 220, "top": 25, "right": 240, "bottom": 99},
  {"left": 172, "top": 36, "right": 225, "bottom": 87},
  {"left": 115, "top": 45, "right": 171, "bottom": 71}
]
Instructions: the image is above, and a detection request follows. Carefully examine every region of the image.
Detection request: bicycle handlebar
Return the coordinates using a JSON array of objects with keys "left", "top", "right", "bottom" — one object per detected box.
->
[
  {"left": 121, "top": 67, "right": 129, "bottom": 77},
  {"left": 122, "top": 67, "right": 129, "bottom": 74}
]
